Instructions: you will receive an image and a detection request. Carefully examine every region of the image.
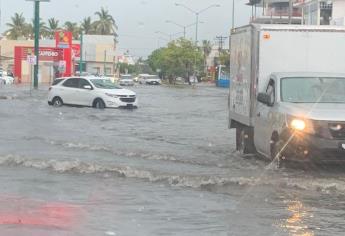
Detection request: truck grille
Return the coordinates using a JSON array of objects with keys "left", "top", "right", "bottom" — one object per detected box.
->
[
  {"left": 120, "top": 97, "right": 136, "bottom": 103},
  {"left": 329, "top": 123, "right": 345, "bottom": 139}
]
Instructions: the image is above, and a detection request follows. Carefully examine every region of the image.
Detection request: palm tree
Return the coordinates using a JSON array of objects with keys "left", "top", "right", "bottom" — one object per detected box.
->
[
  {"left": 80, "top": 17, "right": 94, "bottom": 34},
  {"left": 202, "top": 40, "right": 212, "bottom": 72},
  {"left": 5, "top": 13, "right": 27, "bottom": 39},
  {"left": 46, "top": 18, "right": 60, "bottom": 38},
  {"left": 64, "top": 21, "right": 80, "bottom": 39},
  {"left": 29, "top": 18, "right": 48, "bottom": 39},
  {"left": 94, "top": 7, "right": 117, "bottom": 35}
]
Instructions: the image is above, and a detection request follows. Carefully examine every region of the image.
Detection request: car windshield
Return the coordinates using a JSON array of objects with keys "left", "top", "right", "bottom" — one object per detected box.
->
[
  {"left": 90, "top": 79, "right": 121, "bottom": 89},
  {"left": 52, "top": 79, "right": 64, "bottom": 85},
  {"left": 281, "top": 77, "right": 345, "bottom": 103}
]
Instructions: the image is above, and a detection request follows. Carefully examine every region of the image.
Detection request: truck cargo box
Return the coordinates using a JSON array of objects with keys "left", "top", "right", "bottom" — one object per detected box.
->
[{"left": 229, "top": 24, "right": 345, "bottom": 127}]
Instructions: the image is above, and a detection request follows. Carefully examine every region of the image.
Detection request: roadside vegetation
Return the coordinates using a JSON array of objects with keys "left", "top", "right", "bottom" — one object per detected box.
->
[{"left": 3, "top": 7, "right": 117, "bottom": 40}]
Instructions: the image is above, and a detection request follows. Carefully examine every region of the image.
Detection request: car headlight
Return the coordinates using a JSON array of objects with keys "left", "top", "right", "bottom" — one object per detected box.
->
[
  {"left": 105, "top": 93, "right": 119, "bottom": 98},
  {"left": 287, "top": 117, "right": 315, "bottom": 134}
]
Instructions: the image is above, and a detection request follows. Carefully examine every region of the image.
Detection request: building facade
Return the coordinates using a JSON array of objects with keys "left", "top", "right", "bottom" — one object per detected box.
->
[
  {"left": 0, "top": 34, "right": 117, "bottom": 83},
  {"left": 82, "top": 35, "right": 116, "bottom": 76},
  {"left": 297, "top": 0, "right": 345, "bottom": 25},
  {"left": 246, "top": 0, "right": 304, "bottom": 24}
]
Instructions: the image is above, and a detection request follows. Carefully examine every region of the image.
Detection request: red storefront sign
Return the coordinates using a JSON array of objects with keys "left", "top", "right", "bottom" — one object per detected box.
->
[
  {"left": 56, "top": 31, "right": 72, "bottom": 49},
  {"left": 55, "top": 31, "right": 73, "bottom": 76},
  {"left": 72, "top": 44, "right": 80, "bottom": 59},
  {"left": 14, "top": 46, "right": 64, "bottom": 81}
]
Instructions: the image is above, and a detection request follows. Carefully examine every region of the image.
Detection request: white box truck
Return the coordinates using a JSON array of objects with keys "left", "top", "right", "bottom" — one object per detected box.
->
[{"left": 229, "top": 24, "right": 345, "bottom": 164}]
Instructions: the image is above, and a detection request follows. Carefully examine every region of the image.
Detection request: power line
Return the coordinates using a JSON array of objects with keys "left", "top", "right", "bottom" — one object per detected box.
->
[{"left": 215, "top": 35, "right": 228, "bottom": 51}]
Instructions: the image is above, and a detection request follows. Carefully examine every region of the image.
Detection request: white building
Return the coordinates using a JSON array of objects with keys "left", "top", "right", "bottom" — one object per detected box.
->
[
  {"left": 246, "top": 0, "right": 304, "bottom": 24},
  {"left": 297, "top": 0, "right": 345, "bottom": 25}
]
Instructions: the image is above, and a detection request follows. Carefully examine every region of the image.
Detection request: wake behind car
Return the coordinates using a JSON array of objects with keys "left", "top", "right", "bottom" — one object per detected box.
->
[{"left": 48, "top": 76, "right": 138, "bottom": 109}]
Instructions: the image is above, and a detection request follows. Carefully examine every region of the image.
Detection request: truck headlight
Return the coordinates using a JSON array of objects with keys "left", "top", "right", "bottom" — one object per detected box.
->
[
  {"left": 291, "top": 119, "right": 306, "bottom": 131},
  {"left": 287, "top": 117, "right": 315, "bottom": 134}
]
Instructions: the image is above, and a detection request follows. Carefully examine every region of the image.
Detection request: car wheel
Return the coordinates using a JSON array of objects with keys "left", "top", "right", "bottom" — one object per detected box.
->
[
  {"left": 52, "top": 97, "right": 63, "bottom": 107},
  {"left": 94, "top": 99, "right": 105, "bottom": 109}
]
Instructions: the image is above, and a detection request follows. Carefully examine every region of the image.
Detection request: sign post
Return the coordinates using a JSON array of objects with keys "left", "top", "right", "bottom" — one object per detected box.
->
[{"left": 27, "top": 55, "right": 37, "bottom": 95}]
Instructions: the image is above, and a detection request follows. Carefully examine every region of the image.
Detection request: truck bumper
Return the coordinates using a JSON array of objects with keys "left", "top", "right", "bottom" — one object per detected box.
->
[{"left": 281, "top": 130, "right": 345, "bottom": 162}]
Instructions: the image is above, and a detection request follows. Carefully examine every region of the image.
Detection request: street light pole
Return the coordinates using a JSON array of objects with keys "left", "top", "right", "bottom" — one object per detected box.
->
[
  {"left": 33, "top": 1, "right": 40, "bottom": 89},
  {"left": 166, "top": 20, "right": 202, "bottom": 39},
  {"left": 232, "top": 0, "right": 235, "bottom": 29},
  {"left": 26, "top": 0, "right": 50, "bottom": 89},
  {"left": 195, "top": 13, "right": 199, "bottom": 44},
  {"left": 175, "top": 3, "right": 220, "bottom": 46}
]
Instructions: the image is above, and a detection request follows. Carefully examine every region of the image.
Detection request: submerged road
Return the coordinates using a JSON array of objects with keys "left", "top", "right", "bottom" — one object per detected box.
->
[{"left": 0, "top": 84, "right": 345, "bottom": 235}]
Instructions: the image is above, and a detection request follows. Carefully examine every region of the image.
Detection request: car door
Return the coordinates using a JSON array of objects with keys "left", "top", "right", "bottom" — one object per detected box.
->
[
  {"left": 76, "top": 78, "right": 95, "bottom": 106},
  {"left": 254, "top": 79, "right": 276, "bottom": 156},
  {"left": 60, "top": 78, "right": 79, "bottom": 105}
]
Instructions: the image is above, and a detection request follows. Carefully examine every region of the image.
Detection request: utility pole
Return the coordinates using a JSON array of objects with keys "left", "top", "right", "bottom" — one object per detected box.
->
[
  {"left": 26, "top": 0, "right": 50, "bottom": 89},
  {"left": 289, "top": 0, "right": 293, "bottom": 24},
  {"left": 215, "top": 36, "right": 228, "bottom": 51},
  {"left": 104, "top": 50, "right": 107, "bottom": 75},
  {"left": 79, "top": 31, "right": 83, "bottom": 74}
]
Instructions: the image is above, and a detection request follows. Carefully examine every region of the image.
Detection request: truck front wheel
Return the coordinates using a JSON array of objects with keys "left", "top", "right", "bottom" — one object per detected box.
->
[{"left": 270, "top": 140, "right": 285, "bottom": 168}]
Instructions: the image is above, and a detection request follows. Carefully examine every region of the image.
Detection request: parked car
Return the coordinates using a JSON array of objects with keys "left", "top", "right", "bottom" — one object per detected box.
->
[
  {"left": 48, "top": 76, "right": 138, "bottom": 109},
  {"left": 0, "top": 75, "right": 15, "bottom": 85},
  {"left": 119, "top": 74, "right": 135, "bottom": 86},
  {"left": 138, "top": 75, "right": 162, "bottom": 85}
]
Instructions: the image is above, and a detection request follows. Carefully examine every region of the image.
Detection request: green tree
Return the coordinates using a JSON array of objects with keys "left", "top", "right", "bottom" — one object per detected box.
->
[
  {"left": 147, "top": 38, "right": 203, "bottom": 81},
  {"left": 25, "top": 18, "right": 48, "bottom": 39},
  {"left": 80, "top": 17, "right": 95, "bottom": 34},
  {"left": 46, "top": 18, "right": 60, "bottom": 39},
  {"left": 5, "top": 13, "right": 27, "bottom": 39},
  {"left": 94, "top": 7, "right": 117, "bottom": 35},
  {"left": 202, "top": 40, "right": 212, "bottom": 72},
  {"left": 64, "top": 21, "right": 80, "bottom": 39}
]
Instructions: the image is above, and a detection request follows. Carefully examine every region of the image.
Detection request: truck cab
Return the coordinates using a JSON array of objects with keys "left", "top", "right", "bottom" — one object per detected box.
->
[{"left": 254, "top": 73, "right": 345, "bottom": 162}]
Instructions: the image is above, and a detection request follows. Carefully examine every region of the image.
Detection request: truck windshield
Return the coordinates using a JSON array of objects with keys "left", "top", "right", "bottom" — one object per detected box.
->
[{"left": 281, "top": 77, "right": 345, "bottom": 103}]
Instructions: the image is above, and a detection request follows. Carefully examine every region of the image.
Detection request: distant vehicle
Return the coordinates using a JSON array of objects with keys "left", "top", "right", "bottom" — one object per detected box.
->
[
  {"left": 48, "top": 76, "right": 138, "bottom": 109},
  {"left": 175, "top": 77, "right": 187, "bottom": 85},
  {"left": 229, "top": 24, "right": 345, "bottom": 164},
  {"left": 138, "top": 75, "right": 161, "bottom": 85},
  {"left": 0, "top": 75, "right": 15, "bottom": 85},
  {"left": 119, "top": 74, "right": 135, "bottom": 86}
]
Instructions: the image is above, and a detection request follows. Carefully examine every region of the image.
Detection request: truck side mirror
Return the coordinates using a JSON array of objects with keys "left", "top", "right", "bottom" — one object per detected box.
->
[{"left": 257, "top": 93, "right": 271, "bottom": 106}]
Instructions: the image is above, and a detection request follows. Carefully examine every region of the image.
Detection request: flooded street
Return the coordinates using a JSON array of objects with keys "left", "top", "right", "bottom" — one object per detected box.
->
[{"left": 1, "top": 84, "right": 345, "bottom": 235}]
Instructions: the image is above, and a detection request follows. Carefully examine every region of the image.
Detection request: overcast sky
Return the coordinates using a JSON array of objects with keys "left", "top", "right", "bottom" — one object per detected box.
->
[{"left": 0, "top": 0, "right": 252, "bottom": 57}]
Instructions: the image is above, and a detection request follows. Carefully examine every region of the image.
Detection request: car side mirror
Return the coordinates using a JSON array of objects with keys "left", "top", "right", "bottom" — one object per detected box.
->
[
  {"left": 83, "top": 85, "right": 92, "bottom": 90},
  {"left": 257, "top": 92, "right": 271, "bottom": 106}
]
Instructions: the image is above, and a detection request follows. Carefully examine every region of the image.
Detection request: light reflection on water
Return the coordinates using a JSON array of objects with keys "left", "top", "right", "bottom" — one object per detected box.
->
[{"left": 281, "top": 200, "right": 314, "bottom": 236}]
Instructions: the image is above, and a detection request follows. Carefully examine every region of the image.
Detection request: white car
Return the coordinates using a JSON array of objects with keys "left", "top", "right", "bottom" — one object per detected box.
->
[
  {"left": 138, "top": 75, "right": 162, "bottom": 85},
  {"left": 0, "top": 76, "right": 15, "bottom": 85},
  {"left": 119, "top": 75, "right": 135, "bottom": 86},
  {"left": 48, "top": 76, "right": 138, "bottom": 109}
]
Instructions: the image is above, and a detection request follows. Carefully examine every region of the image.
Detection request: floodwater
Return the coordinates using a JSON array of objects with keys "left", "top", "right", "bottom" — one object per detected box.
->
[{"left": 1, "top": 84, "right": 345, "bottom": 236}]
